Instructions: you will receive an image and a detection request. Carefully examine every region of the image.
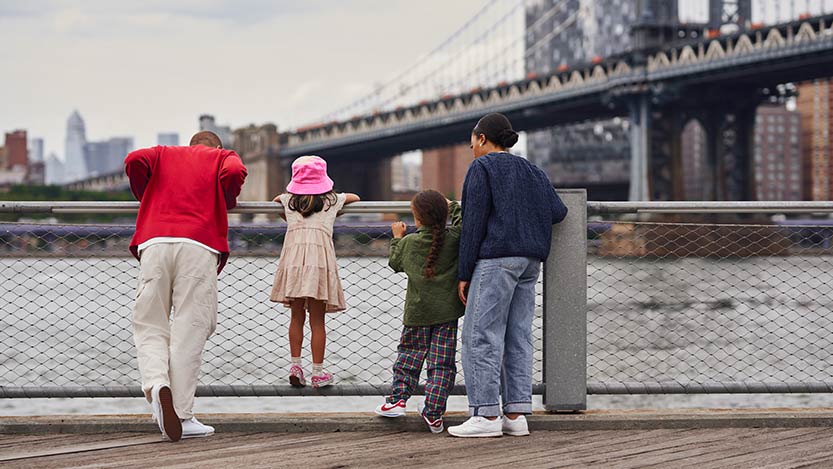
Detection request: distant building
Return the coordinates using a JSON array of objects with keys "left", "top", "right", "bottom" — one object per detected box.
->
[
  {"left": 681, "top": 121, "right": 707, "bottom": 200},
  {"left": 753, "top": 104, "right": 802, "bottom": 201},
  {"left": 84, "top": 137, "right": 134, "bottom": 176},
  {"left": 797, "top": 80, "right": 833, "bottom": 200},
  {"left": 64, "top": 110, "right": 88, "bottom": 182},
  {"left": 525, "top": 0, "right": 643, "bottom": 200},
  {"left": 157, "top": 132, "right": 180, "bottom": 146},
  {"left": 0, "top": 132, "right": 27, "bottom": 187},
  {"left": 680, "top": 105, "right": 803, "bottom": 201},
  {"left": 29, "top": 137, "right": 44, "bottom": 163},
  {"left": 422, "top": 144, "right": 472, "bottom": 199},
  {"left": 391, "top": 153, "right": 423, "bottom": 193},
  {"left": 4, "top": 130, "right": 28, "bottom": 170},
  {"left": 45, "top": 153, "right": 65, "bottom": 185},
  {"left": 199, "top": 115, "right": 233, "bottom": 148},
  {"left": 27, "top": 161, "right": 45, "bottom": 186}
]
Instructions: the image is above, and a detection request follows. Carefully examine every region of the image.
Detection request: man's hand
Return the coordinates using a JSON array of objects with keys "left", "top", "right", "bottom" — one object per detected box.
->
[
  {"left": 391, "top": 221, "right": 407, "bottom": 239},
  {"left": 458, "top": 281, "right": 470, "bottom": 306}
]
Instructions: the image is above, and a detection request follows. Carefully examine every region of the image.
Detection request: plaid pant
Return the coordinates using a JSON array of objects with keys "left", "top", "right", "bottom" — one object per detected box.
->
[{"left": 388, "top": 320, "right": 458, "bottom": 420}]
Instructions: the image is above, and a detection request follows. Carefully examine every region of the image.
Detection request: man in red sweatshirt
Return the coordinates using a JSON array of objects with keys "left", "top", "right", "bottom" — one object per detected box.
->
[{"left": 125, "top": 131, "right": 247, "bottom": 442}]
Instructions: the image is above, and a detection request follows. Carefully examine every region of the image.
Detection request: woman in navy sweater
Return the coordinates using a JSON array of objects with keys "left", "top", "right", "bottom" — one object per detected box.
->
[{"left": 448, "top": 113, "right": 568, "bottom": 438}]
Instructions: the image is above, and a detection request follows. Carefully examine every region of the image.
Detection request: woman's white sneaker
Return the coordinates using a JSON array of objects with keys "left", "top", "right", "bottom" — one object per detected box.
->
[
  {"left": 502, "top": 415, "right": 530, "bottom": 436},
  {"left": 447, "top": 416, "right": 503, "bottom": 438},
  {"left": 181, "top": 417, "right": 215, "bottom": 438}
]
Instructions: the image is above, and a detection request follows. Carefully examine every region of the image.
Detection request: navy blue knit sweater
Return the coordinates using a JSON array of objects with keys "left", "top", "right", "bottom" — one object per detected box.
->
[{"left": 458, "top": 152, "right": 568, "bottom": 281}]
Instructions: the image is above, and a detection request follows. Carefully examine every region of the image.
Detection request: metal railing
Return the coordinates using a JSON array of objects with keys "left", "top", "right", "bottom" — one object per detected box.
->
[{"left": 4, "top": 192, "right": 833, "bottom": 411}]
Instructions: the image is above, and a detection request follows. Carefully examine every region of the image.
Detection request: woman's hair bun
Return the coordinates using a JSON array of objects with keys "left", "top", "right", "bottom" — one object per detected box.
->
[
  {"left": 499, "top": 129, "right": 519, "bottom": 148},
  {"left": 473, "top": 113, "right": 518, "bottom": 149}
]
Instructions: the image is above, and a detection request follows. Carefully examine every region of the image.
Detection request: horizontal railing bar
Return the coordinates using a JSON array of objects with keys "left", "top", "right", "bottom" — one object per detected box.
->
[
  {"left": 588, "top": 382, "right": 833, "bottom": 394},
  {"left": 589, "top": 201, "right": 833, "bottom": 214},
  {"left": 0, "top": 384, "right": 546, "bottom": 398},
  {"left": 5, "top": 382, "right": 831, "bottom": 397},
  {"left": 5, "top": 200, "right": 833, "bottom": 215},
  {"left": 0, "top": 201, "right": 415, "bottom": 215}
]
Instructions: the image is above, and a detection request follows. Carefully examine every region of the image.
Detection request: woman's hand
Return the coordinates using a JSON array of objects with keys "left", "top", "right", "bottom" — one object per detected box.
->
[
  {"left": 272, "top": 193, "right": 285, "bottom": 203},
  {"left": 391, "top": 221, "right": 407, "bottom": 239},
  {"left": 458, "top": 281, "right": 470, "bottom": 306}
]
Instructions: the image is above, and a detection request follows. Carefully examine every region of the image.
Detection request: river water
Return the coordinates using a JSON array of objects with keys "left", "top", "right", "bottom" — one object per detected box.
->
[{"left": 3, "top": 254, "right": 833, "bottom": 416}]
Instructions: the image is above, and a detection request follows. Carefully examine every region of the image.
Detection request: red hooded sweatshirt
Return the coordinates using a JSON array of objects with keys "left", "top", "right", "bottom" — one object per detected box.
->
[{"left": 124, "top": 145, "right": 247, "bottom": 273}]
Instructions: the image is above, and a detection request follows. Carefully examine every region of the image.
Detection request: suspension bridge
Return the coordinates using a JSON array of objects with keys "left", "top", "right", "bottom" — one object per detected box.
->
[{"left": 70, "top": 0, "right": 833, "bottom": 201}]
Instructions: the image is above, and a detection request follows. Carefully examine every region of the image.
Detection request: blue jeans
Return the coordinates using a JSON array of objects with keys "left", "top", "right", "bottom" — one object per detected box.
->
[{"left": 461, "top": 257, "right": 540, "bottom": 417}]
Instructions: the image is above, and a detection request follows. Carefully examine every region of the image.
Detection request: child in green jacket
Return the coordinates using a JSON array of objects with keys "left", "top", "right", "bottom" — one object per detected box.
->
[{"left": 374, "top": 189, "right": 465, "bottom": 434}]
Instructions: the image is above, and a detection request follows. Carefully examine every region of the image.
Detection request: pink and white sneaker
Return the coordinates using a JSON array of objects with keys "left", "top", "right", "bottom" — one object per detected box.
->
[
  {"left": 311, "top": 371, "right": 334, "bottom": 388},
  {"left": 375, "top": 398, "right": 406, "bottom": 417},
  {"left": 289, "top": 364, "right": 306, "bottom": 387}
]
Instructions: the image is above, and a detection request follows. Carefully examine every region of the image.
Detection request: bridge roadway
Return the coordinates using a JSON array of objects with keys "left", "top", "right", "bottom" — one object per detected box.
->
[{"left": 3, "top": 409, "right": 833, "bottom": 467}]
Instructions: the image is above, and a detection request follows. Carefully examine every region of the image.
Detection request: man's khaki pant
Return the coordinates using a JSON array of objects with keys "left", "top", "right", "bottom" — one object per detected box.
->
[{"left": 133, "top": 243, "right": 218, "bottom": 419}]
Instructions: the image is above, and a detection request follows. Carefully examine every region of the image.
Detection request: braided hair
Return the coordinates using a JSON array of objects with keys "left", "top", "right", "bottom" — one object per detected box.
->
[{"left": 410, "top": 190, "right": 449, "bottom": 279}]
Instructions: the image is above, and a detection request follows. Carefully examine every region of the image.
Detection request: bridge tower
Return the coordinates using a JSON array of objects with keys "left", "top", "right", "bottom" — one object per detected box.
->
[
  {"left": 628, "top": 0, "right": 760, "bottom": 201},
  {"left": 709, "top": 0, "right": 752, "bottom": 31}
]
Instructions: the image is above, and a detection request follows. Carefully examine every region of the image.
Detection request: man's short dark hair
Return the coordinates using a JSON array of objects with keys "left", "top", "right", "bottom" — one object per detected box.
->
[{"left": 190, "top": 131, "right": 222, "bottom": 148}]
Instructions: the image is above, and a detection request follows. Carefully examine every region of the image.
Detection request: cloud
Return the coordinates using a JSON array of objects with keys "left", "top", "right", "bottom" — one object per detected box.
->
[{"left": 0, "top": 1, "right": 329, "bottom": 27}]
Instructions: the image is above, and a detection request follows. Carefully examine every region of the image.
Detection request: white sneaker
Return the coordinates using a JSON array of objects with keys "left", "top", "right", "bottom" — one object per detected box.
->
[
  {"left": 181, "top": 417, "right": 215, "bottom": 438},
  {"left": 374, "top": 398, "right": 406, "bottom": 417},
  {"left": 502, "top": 415, "right": 530, "bottom": 436},
  {"left": 447, "top": 416, "right": 503, "bottom": 438},
  {"left": 151, "top": 384, "right": 182, "bottom": 442}
]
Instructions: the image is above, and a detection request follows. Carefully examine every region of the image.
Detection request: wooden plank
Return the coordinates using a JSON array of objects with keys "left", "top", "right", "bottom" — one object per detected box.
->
[
  {"left": 634, "top": 428, "right": 786, "bottom": 468},
  {"left": 43, "top": 432, "right": 344, "bottom": 469},
  {"left": 43, "top": 432, "right": 401, "bottom": 469},
  {"left": 675, "top": 428, "right": 833, "bottom": 469},
  {"left": 693, "top": 430, "right": 833, "bottom": 469},
  {"left": 447, "top": 430, "right": 678, "bottom": 468},
  {"left": 527, "top": 429, "right": 737, "bottom": 468},
  {"left": 3, "top": 428, "right": 833, "bottom": 468},
  {"left": 0, "top": 435, "right": 163, "bottom": 463}
]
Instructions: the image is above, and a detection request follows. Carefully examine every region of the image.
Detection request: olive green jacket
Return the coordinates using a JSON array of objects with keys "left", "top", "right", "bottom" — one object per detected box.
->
[{"left": 388, "top": 201, "right": 465, "bottom": 326}]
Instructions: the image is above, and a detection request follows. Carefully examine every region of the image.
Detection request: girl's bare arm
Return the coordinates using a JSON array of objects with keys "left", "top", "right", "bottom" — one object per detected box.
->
[{"left": 343, "top": 193, "right": 361, "bottom": 204}]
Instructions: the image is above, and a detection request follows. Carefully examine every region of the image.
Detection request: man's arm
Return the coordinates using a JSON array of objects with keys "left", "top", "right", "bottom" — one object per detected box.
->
[
  {"left": 124, "top": 147, "right": 161, "bottom": 201},
  {"left": 219, "top": 151, "right": 248, "bottom": 210}
]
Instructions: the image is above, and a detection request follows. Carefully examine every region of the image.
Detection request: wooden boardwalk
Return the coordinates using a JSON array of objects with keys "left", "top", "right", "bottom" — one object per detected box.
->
[{"left": 3, "top": 428, "right": 833, "bottom": 468}]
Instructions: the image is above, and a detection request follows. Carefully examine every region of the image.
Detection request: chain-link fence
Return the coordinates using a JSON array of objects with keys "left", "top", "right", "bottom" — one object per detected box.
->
[
  {"left": 4, "top": 201, "right": 833, "bottom": 399},
  {"left": 0, "top": 216, "right": 543, "bottom": 397},
  {"left": 587, "top": 217, "right": 833, "bottom": 394}
]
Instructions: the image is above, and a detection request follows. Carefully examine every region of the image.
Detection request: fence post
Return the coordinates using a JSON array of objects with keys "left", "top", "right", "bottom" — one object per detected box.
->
[{"left": 544, "top": 188, "right": 587, "bottom": 412}]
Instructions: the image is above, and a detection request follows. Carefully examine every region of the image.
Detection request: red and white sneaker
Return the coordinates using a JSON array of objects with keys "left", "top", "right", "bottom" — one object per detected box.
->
[
  {"left": 374, "top": 398, "right": 407, "bottom": 417},
  {"left": 417, "top": 401, "right": 444, "bottom": 433},
  {"left": 289, "top": 364, "right": 306, "bottom": 387},
  {"left": 311, "top": 371, "right": 334, "bottom": 388}
]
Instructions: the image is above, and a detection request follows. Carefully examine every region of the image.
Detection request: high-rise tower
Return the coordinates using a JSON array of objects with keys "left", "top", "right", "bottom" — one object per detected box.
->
[{"left": 64, "top": 110, "right": 88, "bottom": 182}]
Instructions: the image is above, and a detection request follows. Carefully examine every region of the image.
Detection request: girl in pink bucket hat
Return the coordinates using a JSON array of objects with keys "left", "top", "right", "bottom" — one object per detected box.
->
[{"left": 270, "top": 155, "right": 360, "bottom": 387}]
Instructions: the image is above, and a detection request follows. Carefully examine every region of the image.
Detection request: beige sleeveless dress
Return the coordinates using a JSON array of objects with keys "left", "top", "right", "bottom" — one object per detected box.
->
[{"left": 270, "top": 193, "right": 347, "bottom": 313}]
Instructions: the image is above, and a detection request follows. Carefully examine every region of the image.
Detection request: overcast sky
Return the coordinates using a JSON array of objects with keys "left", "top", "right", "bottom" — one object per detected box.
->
[
  {"left": 0, "top": 0, "right": 485, "bottom": 158},
  {"left": 2, "top": 0, "right": 831, "bottom": 159}
]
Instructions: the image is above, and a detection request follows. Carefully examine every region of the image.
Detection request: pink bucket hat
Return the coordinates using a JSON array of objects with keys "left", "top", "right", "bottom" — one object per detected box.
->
[{"left": 286, "top": 155, "right": 334, "bottom": 195}]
